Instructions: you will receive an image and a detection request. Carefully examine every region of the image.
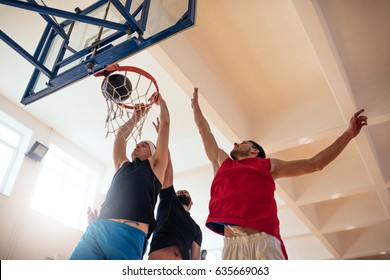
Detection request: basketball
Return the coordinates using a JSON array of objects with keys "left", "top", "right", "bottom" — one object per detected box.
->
[{"left": 102, "top": 74, "right": 132, "bottom": 102}]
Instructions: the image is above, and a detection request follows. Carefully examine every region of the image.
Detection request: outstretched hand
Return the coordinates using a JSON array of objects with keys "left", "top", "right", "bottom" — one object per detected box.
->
[
  {"left": 132, "top": 92, "right": 162, "bottom": 122},
  {"left": 347, "top": 109, "right": 368, "bottom": 138},
  {"left": 191, "top": 87, "right": 199, "bottom": 109},
  {"left": 132, "top": 103, "right": 149, "bottom": 122},
  {"left": 87, "top": 207, "right": 98, "bottom": 226},
  {"left": 152, "top": 117, "right": 160, "bottom": 133},
  {"left": 149, "top": 92, "right": 166, "bottom": 107},
  {"left": 149, "top": 92, "right": 160, "bottom": 105}
]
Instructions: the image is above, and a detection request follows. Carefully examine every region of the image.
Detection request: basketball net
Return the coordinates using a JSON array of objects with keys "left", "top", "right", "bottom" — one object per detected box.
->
[{"left": 94, "top": 64, "right": 159, "bottom": 144}]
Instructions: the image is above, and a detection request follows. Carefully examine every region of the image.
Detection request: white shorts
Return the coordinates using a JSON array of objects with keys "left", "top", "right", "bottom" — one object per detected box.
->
[{"left": 222, "top": 231, "right": 285, "bottom": 260}]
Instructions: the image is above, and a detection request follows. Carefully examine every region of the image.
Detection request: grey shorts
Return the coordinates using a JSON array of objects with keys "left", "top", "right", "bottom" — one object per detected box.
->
[{"left": 222, "top": 231, "right": 285, "bottom": 260}]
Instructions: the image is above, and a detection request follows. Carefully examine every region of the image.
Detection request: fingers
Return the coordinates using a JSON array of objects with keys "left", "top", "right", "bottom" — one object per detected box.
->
[
  {"left": 353, "top": 109, "right": 368, "bottom": 126},
  {"left": 191, "top": 87, "right": 199, "bottom": 108},
  {"left": 134, "top": 103, "right": 146, "bottom": 110},
  {"left": 358, "top": 118, "right": 368, "bottom": 127},
  {"left": 354, "top": 109, "right": 365, "bottom": 117},
  {"left": 193, "top": 87, "right": 198, "bottom": 98},
  {"left": 152, "top": 117, "right": 160, "bottom": 133},
  {"left": 148, "top": 92, "right": 159, "bottom": 102}
]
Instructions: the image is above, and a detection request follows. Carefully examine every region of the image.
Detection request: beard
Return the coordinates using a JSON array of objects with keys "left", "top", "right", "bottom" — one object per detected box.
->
[
  {"left": 177, "top": 194, "right": 191, "bottom": 206},
  {"left": 230, "top": 147, "right": 251, "bottom": 160}
]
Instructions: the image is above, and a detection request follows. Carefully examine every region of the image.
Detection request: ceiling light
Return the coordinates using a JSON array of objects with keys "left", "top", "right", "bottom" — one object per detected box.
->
[
  {"left": 330, "top": 193, "right": 342, "bottom": 199},
  {"left": 298, "top": 137, "right": 312, "bottom": 145}
]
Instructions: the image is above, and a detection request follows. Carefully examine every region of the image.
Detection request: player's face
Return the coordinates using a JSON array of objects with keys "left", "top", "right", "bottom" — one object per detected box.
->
[
  {"left": 230, "top": 141, "right": 253, "bottom": 159},
  {"left": 131, "top": 141, "right": 152, "bottom": 159}
]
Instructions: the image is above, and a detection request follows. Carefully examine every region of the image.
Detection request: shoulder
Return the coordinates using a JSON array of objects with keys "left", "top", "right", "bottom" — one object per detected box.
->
[
  {"left": 217, "top": 149, "right": 229, "bottom": 163},
  {"left": 219, "top": 157, "right": 233, "bottom": 166},
  {"left": 269, "top": 158, "right": 280, "bottom": 173},
  {"left": 116, "top": 160, "right": 131, "bottom": 170},
  {"left": 159, "top": 185, "right": 175, "bottom": 199}
]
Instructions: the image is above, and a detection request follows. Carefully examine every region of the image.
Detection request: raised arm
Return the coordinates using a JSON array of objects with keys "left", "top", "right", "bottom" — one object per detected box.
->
[
  {"left": 153, "top": 118, "right": 173, "bottom": 189},
  {"left": 149, "top": 94, "right": 170, "bottom": 185},
  {"left": 113, "top": 103, "right": 149, "bottom": 170},
  {"left": 271, "top": 109, "right": 368, "bottom": 179},
  {"left": 191, "top": 87, "right": 228, "bottom": 175}
]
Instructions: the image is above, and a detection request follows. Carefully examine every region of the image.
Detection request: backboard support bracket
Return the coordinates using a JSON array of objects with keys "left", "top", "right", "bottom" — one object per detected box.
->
[{"left": 0, "top": 0, "right": 196, "bottom": 105}]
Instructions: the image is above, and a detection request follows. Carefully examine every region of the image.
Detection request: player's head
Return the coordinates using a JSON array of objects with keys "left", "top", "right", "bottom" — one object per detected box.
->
[
  {"left": 176, "top": 190, "right": 193, "bottom": 211},
  {"left": 230, "top": 140, "right": 266, "bottom": 160},
  {"left": 248, "top": 140, "right": 266, "bottom": 158},
  {"left": 131, "top": 140, "right": 156, "bottom": 160},
  {"left": 144, "top": 140, "right": 156, "bottom": 155}
]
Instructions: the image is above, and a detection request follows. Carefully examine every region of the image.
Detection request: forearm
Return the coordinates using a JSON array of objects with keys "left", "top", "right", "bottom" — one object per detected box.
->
[
  {"left": 155, "top": 99, "right": 170, "bottom": 155},
  {"left": 152, "top": 97, "right": 170, "bottom": 182},
  {"left": 115, "top": 116, "right": 138, "bottom": 142},
  {"left": 311, "top": 130, "right": 354, "bottom": 170},
  {"left": 193, "top": 104, "right": 212, "bottom": 134},
  {"left": 192, "top": 104, "right": 224, "bottom": 169},
  {"left": 162, "top": 151, "right": 173, "bottom": 189},
  {"left": 158, "top": 99, "right": 170, "bottom": 129}
]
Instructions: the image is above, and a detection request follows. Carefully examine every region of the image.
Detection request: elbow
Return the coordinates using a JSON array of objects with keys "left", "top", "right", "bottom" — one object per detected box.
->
[
  {"left": 198, "top": 126, "right": 210, "bottom": 135},
  {"left": 314, "top": 165, "right": 324, "bottom": 172},
  {"left": 309, "top": 158, "right": 324, "bottom": 172}
]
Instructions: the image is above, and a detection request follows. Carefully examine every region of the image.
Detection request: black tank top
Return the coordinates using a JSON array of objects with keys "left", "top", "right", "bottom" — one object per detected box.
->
[
  {"left": 98, "top": 159, "right": 162, "bottom": 237},
  {"left": 149, "top": 186, "right": 202, "bottom": 259}
]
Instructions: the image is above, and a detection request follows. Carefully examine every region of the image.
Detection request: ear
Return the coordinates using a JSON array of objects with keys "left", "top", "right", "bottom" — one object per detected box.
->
[{"left": 251, "top": 148, "right": 259, "bottom": 155}]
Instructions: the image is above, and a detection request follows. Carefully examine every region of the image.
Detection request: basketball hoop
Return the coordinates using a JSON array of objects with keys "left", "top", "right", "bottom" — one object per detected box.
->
[{"left": 94, "top": 64, "right": 160, "bottom": 143}]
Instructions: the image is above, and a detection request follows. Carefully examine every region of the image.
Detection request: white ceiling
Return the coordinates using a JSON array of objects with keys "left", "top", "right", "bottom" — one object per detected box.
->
[{"left": 1, "top": 0, "right": 389, "bottom": 260}]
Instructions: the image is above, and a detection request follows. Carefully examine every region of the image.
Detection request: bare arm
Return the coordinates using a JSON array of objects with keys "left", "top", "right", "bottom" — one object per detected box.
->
[
  {"left": 191, "top": 87, "right": 228, "bottom": 175},
  {"left": 113, "top": 103, "right": 148, "bottom": 170},
  {"left": 149, "top": 94, "right": 170, "bottom": 185},
  {"left": 190, "top": 241, "right": 201, "bottom": 260},
  {"left": 153, "top": 118, "right": 173, "bottom": 189},
  {"left": 271, "top": 109, "right": 368, "bottom": 179},
  {"left": 161, "top": 152, "right": 173, "bottom": 189}
]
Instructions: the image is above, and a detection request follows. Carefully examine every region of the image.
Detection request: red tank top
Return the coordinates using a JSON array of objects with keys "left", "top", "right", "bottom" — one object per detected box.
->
[{"left": 206, "top": 157, "right": 288, "bottom": 259}]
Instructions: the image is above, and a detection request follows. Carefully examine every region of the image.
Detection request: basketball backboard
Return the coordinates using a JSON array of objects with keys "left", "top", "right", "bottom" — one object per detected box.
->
[{"left": 0, "top": 0, "right": 196, "bottom": 105}]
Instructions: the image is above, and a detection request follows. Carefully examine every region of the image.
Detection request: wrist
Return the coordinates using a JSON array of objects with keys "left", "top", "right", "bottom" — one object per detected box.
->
[{"left": 344, "top": 130, "right": 355, "bottom": 140}]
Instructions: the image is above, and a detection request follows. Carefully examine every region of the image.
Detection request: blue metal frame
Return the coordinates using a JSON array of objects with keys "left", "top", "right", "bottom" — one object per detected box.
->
[{"left": 0, "top": 0, "right": 196, "bottom": 105}]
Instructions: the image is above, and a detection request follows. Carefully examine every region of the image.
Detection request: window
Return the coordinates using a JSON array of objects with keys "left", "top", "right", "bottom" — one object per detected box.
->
[
  {"left": 30, "top": 145, "right": 98, "bottom": 231},
  {"left": 0, "top": 112, "right": 32, "bottom": 196}
]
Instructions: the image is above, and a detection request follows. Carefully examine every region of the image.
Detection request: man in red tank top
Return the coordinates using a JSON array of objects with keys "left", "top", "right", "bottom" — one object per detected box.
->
[{"left": 191, "top": 87, "right": 367, "bottom": 260}]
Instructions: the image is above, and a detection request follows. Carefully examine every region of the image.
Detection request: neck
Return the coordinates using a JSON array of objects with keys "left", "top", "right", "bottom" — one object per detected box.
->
[{"left": 234, "top": 154, "right": 254, "bottom": 161}]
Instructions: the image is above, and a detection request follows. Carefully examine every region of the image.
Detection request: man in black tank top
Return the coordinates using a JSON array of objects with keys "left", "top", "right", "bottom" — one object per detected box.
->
[
  {"left": 70, "top": 94, "right": 170, "bottom": 260},
  {"left": 149, "top": 187, "right": 202, "bottom": 260},
  {"left": 148, "top": 152, "right": 202, "bottom": 260}
]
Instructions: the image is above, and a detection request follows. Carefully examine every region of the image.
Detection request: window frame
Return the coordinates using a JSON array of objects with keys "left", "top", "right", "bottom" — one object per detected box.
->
[
  {"left": 0, "top": 111, "right": 32, "bottom": 196},
  {"left": 29, "top": 144, "right": 98, "bottom": 231}
]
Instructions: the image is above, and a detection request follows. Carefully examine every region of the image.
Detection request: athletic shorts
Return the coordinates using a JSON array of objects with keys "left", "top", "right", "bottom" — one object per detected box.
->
[
  {"left": 222, "top": 232, "right": 285, "bottom": 260},
  {"left": 69, "top": 219, "right": 147, "bottom": 260}
]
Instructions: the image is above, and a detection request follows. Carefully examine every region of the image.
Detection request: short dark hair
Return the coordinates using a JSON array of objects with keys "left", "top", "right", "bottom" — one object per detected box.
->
[{"left": 248, "top": 140, "right": 266, "bottom": 158}]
